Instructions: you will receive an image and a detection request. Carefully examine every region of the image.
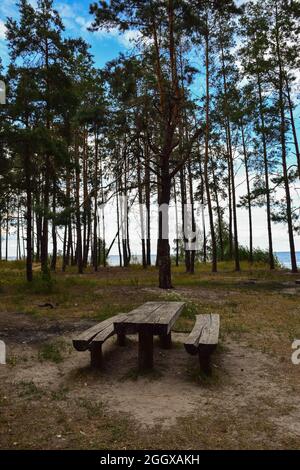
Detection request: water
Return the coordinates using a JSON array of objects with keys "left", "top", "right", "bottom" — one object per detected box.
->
[
  {"left": 5, "top": 252, "right": 300, "bottom": 269},
  {"left": 107, "top": 255, "right": 157, "bottom": 266},
  {"left": 275, "top": 252, "right": 300, "bottom": 269},
  {"left": 108, "top": 252, "right": 300, "bottom": 269}
]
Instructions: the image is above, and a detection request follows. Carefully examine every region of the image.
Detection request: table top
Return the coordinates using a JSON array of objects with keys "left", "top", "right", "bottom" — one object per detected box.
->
[{"left": 114, "top": 301, "right": 185, "bottom": 335}]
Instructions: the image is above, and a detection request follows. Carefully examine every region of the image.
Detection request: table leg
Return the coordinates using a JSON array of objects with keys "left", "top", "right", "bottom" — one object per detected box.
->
[
  {"left": 138, "top": 327, "right": 153, "bottom": 370},
  {"left": 159, "top": 332, "right": 172, "bottom": 349}
]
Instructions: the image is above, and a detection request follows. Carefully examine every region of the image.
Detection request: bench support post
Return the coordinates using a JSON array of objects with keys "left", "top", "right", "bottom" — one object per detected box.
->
[
  {"left": 159, "top": 332, "right": 172, "bottom": 349},
  {"left": 90, "top": 343, "right": 102, "bottom": 368},
  {"left": 117, "top": 333, "right": 126, "bottom": 347},
  {"left": 198, "top": 345, "right": 215, "bottom": 375},
  {"left": 138, "top": 327, "right": 153, "bottom": 370}
]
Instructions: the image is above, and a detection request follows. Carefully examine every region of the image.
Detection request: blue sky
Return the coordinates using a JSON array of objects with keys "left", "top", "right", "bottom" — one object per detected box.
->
[{"left": 0, "top": 0, "right": 131, "bottom": 69}]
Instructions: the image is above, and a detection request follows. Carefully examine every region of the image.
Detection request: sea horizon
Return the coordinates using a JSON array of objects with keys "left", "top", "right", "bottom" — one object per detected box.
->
[{"left": 3, "top": 251, "right": 300, "bottom": 269}]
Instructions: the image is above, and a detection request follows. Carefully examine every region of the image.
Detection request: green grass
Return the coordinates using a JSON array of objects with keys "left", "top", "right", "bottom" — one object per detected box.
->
[
  {"left": 17, "top": 381, "right": 44, "bottom": 400},
  {"left": 38, "top": 339, "right": 69, "bottom": 363}
]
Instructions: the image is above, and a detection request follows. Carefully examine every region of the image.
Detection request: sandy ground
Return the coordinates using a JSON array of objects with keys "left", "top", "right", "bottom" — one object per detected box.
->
[
  {"left": 0, "top": 312, "right": 299, "bottom": 435},
  {"left": 1, "top": 279, "right": 300, "bottom": 449}
]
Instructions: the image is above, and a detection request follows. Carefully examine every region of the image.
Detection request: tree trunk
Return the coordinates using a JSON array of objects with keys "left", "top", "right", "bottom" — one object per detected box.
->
[
  {"left": 220, "top": 43, "right": 240, "bottom": 271},
  {"left": 257, "top": 72, "right": 275, "bottom": 270},
  {"left": 187, "top": 161, "right": 196, "bottom": 274},
  {"left": 51, "top": 181, "right": 57, "bottom": 271},
  {"left": 241, "top": 122, "right": 253, "bottom": 264},
  {"left": 75, "top": 133, "right": 83, "bottom": 274},
  {"left": 144, "top": 142, "right": 151, "bottom": 266},
  {"left": 204, "top": 30, "right": 217, "bottom": 273},
  {"left": 157, "top": 158, "right": 172, "bottom": 289},
  {"left": 137, "top": 152, "right": 147, "bottom": 268},
  {"left": 285, "top": 75, "right": 300, "bottom": 176},
  {"left": 25, "top": 149, "right": 33, "bottom": 282},
  {"left": 211, "top": 160, "right": 224, "bottom": 262},
  {"left": 93, "top": 129, "right": 99, "bottom": 271},
  {"left": 275, "top": 9, "right": 297, "bottom": 273},
  {"left": 174, "top": 179, "right": 179, "bottom": 267}
]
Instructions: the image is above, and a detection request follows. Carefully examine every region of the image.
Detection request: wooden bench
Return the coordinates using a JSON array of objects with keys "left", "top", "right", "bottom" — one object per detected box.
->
[
  {"left": 72, "top": 313, "right": 127, "bottom": 368},
  {"left": 184, "top": 314, "right": 220, "bottom": 375}
]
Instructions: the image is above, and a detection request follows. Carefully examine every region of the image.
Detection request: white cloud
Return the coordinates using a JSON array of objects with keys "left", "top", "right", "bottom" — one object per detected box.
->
[
  {"left": 0, "top": 20, "right": 6, "bottom": 40},
  {"left": 56, "top": 2, "right": 140, "bottom": 49}
]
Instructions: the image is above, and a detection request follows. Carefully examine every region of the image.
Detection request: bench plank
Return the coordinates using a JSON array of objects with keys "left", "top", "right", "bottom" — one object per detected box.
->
[
  {"left": 114, "top": 302, "right": 185, "bottom": 336},
  {"left": 184, "top": 314, "right": 220, "bottom": 356},
  {"left": 91, "top": 313, "right": 128, "bottom": 345},
  {"left": 152, "top": 302, "right": 185, "bottom": 334},
  {"left": 73, "top": 313, "right": 128, "bottom": 351}
]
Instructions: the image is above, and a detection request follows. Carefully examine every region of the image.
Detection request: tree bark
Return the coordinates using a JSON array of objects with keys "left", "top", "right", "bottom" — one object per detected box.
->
[
  {"left": 241, "top": 121, "right": 253, "bottom": 263},
  {"left": 257, "top": 72, "right": 275, "bottom": 270},
  {"left": 275, "top": 7, "right": 297, "bottom": 273},
  {"left": 204, "top": 29, "right": 217, "bottom": 273}
]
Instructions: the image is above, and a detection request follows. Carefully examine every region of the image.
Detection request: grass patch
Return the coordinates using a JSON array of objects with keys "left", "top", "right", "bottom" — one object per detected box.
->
[
  {"left": 50, "top": 386, "right": 70, "bottom": 401},
  {"left": 38, "top": 339, "right": 68, "bottom": 363},
  {"left": 186, "top": 363, "right": 223, "bottom": 387},
  {"left": 77, "top": 398, "right": 104, "bottom": 417},
  {"left": 17, "top": 381, "right": 44, "bottom": 400}
]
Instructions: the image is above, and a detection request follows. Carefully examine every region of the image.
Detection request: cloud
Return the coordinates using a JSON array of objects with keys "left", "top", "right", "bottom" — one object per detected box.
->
[
  {"left": 0, "top": 19, "right": 6, "bottom": 40},
  {"left": 56, "top": 2, "right": 140, "bottom": 48}
]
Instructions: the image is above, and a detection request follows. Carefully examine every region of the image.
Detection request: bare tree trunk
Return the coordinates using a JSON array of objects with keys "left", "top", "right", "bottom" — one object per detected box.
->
[
  {"left": 241, "top": 122, "right": 253, "bottom": 263},
  {"left": 285, "top": 75, "right": 300, "bottom": 176},
  {"left": 137, "top": 152, "right": 147, "bottom": 268},
  {"left": 228, "top": 123, "right": 240, "bottom": 271},
  {"left": 25, "top": 148, "right": 33, "bottom": 281},
  {"left": 75, "top": 132, "right": 83, "bottom": 274},
  {"left": 93, "top": 129, "right": 99, "bottom": 271},
  {"left": 225, "top": 126, "right": 233, "bottom": 260},
  {"left": 100, "top": 143, "right": 106, "bottom": 267},
  {"left": 198, "top": 146, "right": 207, "bottom": 264},
  {"left": 35, "top": 181, "right": 42, "bottom": 263},
  {"left": 16, "top": 199, "right": 20, "bottom": 260},
  {"left": 144, "top": 142, "right": 151, "bottom": 266},
  {"left": 187, "top": 161, "right": 196, "bottom": 274},
  {"left": 220, "top": 44, "right": 240, "bottom": 271},
  {"left": 174, "top": 179, "right": 179, "bottom": 267},
  {"left": 275, "top": 8, "right": 297, "bottom": 273},
  {"left": 5, "top": 206, "right": 9, "bottom": 261},
  {"left": 157, "top": 158, "right": 172, "bottom": 289},
  {"left": 180, "top": 167, "right": 190, "bottom": 272},
  {"left": 257, "top": 72, "right": 275, "bottom": 270},
  {"left": 211, "top": 160, "right": 224, "bottom": 262},
  {"left": 51, "top": 181, "right": 57, "bottom": 271},
  {"left": 204, "top": 29, "right": 217, "bottom": 273},
  {"left": 116, "top": 181, "right": 122, "bottom": 267}
]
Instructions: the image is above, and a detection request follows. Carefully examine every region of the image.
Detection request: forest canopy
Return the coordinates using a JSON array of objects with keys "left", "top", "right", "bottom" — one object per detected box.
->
[{"left": 0, "top": 0, "right": 300, "bottom": 288}]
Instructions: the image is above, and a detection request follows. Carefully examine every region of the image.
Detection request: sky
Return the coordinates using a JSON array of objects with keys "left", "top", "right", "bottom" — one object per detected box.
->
[
  {"left": 0, "top": 0, "right": 134, "bottom": 68},
  {"left": 0, "top": 0, "right": 300, "bottom": 257}
]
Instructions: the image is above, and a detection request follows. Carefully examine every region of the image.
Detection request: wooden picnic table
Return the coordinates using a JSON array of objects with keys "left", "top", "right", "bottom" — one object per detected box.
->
[{"left": 114, "top": 301, "right": 185, "bottom": 370}]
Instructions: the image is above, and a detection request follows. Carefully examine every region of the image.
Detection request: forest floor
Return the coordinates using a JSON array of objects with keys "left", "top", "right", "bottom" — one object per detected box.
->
[{"left": 1, "top": 260, "right": 300, "bottom": 449}]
